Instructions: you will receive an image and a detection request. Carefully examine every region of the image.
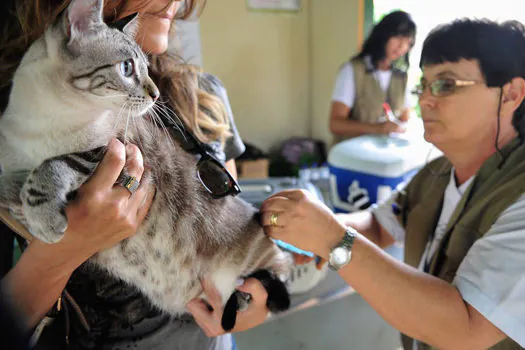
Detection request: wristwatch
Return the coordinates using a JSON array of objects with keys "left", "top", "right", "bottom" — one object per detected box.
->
[{"left": 328, "top": 227, "right": 357, "bottom": 271}]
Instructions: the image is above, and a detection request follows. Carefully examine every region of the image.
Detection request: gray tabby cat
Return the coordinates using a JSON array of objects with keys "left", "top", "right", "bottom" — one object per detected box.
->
[{"left": 0, "top": 0, "right": 292, "bottom": 327}]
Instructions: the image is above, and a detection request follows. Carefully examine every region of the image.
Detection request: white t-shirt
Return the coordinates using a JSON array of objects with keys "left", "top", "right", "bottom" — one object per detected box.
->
[
  {"left": 416, "top": 171, "right": 474, "bottom": 271},
  {"left": 331, "top": 61, "right": 413, "bottom": 109},
  {"left": 372, "top": 170, "right": 525, "bottom": 347}
]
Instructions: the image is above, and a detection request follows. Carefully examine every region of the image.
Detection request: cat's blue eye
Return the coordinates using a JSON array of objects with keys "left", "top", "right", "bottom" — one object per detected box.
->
[{"left": 120, "top": 59, "right": 134, "bottom": 77}]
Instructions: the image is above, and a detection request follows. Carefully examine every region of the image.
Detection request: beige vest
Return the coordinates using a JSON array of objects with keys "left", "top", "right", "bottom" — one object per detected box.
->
[
  {"left": 394, "top": 138, "right": 525, "bottom": 350},
  {"left": 334, "top": 57, "right": 407, "bottom": 143},
  {"left": 351, "top": 57, "right": 407, "bottom": 124}
]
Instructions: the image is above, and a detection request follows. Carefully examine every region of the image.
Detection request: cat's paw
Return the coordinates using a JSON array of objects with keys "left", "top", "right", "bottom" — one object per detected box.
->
[
  {"left": 24, "top": 206, "right": 67, "bottom": 243},
  {"left": 221, "top": 291, "right": 252, "bottom": 332},
  {"left": 21, "top": 191, "right": 68, "bottom": 244},
  {"left": 246, "top": 269, "right": 290, "bottom": 313}
]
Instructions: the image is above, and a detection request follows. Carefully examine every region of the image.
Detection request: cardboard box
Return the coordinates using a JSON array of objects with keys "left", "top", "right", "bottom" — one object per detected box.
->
[{"left": 237, "top": 158, "right": 269, "bottom": 179}]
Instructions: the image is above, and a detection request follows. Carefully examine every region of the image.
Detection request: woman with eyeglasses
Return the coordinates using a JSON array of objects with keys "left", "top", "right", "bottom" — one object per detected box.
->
[
  {"left": 330, "top": 10, "right": 416, "bottom": 142},
  {"left": 262, "top": 19, "right": 525, "bottom": 349},
  {"left": 0, "top": 0, "right": 269, "bottom": 349}
]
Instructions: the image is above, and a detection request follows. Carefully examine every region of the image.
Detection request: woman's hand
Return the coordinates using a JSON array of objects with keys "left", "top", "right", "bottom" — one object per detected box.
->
[
  {"left": 186, "top": 278, "right": 269, "bottom": 337},
  {"left": 28, "top": 138, "right": 155, "bottom": 270},
  {"left": 56, "top": 138, "right": 154, "bottom": 262},
  {"left": 376, "top": 120, "right": 406, "bottom": 135},
  {"left": 2, "top": 139, "right": 155, "bottom": 329},
  {"left": 260, "top": 189, "right": 345, "bottom": 259}
]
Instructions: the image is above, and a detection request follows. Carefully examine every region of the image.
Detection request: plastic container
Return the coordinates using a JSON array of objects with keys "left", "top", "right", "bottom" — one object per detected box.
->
[{"left": 328, "top": 134, "right": 436, "bottom": 213}]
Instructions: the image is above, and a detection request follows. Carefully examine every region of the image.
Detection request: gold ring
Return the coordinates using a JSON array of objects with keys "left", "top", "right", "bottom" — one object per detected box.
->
[
  {"left": 270, "top": 213, "right": 279, "bottom": 226},
  {"left": 121, "top": 175, "right": 140, "bottom": 195}
]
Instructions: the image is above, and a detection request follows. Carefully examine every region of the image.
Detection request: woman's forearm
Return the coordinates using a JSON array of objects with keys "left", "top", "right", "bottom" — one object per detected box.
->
[
  {"left": 336, "top": 211, "right": 395, "bottom": 248},
  {"left": 2, "top": 239, "right": 88, "bottom": 329},
  {"left": 329, "top": 234, "right": 504, "bottom": 349}
]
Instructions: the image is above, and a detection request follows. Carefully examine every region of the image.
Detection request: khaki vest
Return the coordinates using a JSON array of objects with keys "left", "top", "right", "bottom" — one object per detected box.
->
[
  {"left": 334, "top": 57, "right": 407, "bottom": 143},
  {"left": 351, "top": 57, "right": 407, "bottom": 124},
  {"left": 394, "top": 138, "right": 525, "bottom": 350}
]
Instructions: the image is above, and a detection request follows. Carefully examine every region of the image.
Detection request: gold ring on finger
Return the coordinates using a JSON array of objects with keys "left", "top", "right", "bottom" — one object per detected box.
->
[
  {"left": 120, "top": 175, "right": 140, "bottom": 195},
  {"left": 270, "top": 213, "right": 279, "bottom": 226}
]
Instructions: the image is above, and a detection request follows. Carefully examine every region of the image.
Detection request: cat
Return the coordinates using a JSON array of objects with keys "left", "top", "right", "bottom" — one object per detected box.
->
[{"left": 0, "top": 0, "right": 292, "bottom": 331}]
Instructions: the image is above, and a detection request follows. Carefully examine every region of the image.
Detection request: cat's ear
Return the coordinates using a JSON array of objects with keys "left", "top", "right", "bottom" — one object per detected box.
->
[
  {"left": 110, "top": 13, "right": 140, "bottom": 37},
  {"left": 64, "top": 0, "right": 104, "bottom": 40}
]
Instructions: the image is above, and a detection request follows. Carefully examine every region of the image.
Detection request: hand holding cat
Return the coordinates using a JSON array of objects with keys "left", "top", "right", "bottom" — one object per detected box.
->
[
  {"left": 260, "top": 189, "right": 346, "bottom": 260},
  {"left": 5, "top": 139, "right": 155, "bottom": 329},
  {"left": 59, "top": 138, "right": 154, "bottom": 263},
  {"left": 187, "top": 278, "right": 269, "bottom": 336}
]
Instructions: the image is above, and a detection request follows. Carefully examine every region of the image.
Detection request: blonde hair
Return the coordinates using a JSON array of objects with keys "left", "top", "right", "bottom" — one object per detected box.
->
[
  {"left": 0, "top": 0, "right": 231, "bottom": 144},
  {"left": 149, "top": 55, "right": 231, "bottom": 144}
]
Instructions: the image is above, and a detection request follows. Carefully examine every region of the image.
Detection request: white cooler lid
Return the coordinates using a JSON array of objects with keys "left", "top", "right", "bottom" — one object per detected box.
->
[{"left": 328, "top": 134, "right": 439, "bottom": 177}]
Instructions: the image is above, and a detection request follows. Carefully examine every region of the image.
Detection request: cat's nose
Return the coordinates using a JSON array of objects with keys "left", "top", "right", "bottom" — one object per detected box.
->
[{"left": 146, "top": 85, "right": 160, "bottom": 101}]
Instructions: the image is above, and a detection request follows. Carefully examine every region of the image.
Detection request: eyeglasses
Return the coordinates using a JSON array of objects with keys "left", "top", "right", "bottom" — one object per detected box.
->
[
  {"left": 180, "top": 128, "right": 241, "bottom": 199},
  {"left": 412, "top": 78, "right": 482, "bottom": 97}
]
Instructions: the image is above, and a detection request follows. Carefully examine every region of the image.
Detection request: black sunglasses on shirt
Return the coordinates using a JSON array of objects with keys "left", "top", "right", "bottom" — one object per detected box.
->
[
  {"left": 182, "top": 130, "right": 241, "bottom": 199},
  {"left": 159, "top": 114, "right": 241, "bottom": 199}
]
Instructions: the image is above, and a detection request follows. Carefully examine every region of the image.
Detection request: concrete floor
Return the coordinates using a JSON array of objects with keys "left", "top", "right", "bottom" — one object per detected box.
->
[{"left": 235, "top": 291, "right": 401, "bottom": 350}]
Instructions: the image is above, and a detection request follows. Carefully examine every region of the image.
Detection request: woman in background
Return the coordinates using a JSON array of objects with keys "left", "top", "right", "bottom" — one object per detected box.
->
[{"left": 329, "top": 10, "right": 416, "bottom": 141}]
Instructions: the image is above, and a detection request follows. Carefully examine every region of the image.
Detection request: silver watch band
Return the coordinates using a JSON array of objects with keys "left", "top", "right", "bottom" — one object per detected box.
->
[{"left": 328, "top": 227, "right": 357, "bottom": 271}]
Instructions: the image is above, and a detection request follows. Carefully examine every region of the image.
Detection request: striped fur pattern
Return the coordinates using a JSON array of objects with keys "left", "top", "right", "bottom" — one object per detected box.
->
[{"left": 0, "top": 0, "right": 292, "bottom": 320}]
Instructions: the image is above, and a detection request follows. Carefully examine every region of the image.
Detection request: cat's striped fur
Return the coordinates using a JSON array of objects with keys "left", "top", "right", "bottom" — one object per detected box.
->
[{"left": 0, "top": 0, "right": 292, "bottom": 324}]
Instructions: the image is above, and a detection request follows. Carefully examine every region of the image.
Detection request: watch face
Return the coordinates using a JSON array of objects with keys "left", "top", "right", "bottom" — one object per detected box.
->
[{"left": 331, "top": 247, "right": 350, "bottom": 266}]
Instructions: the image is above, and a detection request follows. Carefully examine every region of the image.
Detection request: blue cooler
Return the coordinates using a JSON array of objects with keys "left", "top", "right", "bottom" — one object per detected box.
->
[{"left": 328, "top": 134, "right": 435, "bottom": 213}]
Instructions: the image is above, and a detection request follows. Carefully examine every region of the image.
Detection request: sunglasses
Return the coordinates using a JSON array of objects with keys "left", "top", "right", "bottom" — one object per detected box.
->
[
  {"left": 412, "top": 78, "right": 481, "bottom": 97},
  {"left": 182, "top": 130, "right": 241, "bottom": 199}
]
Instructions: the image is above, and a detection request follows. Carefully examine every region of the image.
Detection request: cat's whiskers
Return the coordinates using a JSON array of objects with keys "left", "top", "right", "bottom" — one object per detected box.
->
[
  {"left": 153, "top": 102, "right": 185, "bottom": 133},
  {"left": 130, "top": 115, "right": 143, "bottom": 151},
  {"left": 142, "top": 105, "right": 162, "bottom": 141},
  {"left": 152, "top": 103, "right": 182, "bottom": 131},
  {"left": 130, "top": 106, "right": 150, "bottom": 153},
  {"left": 157, "top": 104, "right": 189, "bottom": 144},
  {"left": 125, "top": 101, "right": 145, "bottom": 143},
  {"left": 148, "top": 106, "right": 176, "bottom": 150},
  {"left": 127, "top": 101, "right": 153, "bottom": 148},
  {"left": 114, "top": 101, "right": 129, "bottom": 130},
  {"left": 122, "top": 104, "right": 133, "bottom": 145}
]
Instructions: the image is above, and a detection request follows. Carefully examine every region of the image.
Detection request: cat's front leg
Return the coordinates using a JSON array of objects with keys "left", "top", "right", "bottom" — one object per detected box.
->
[
  {"left": 21, "top": 154, "right": 97, "bottom": 243},
  {"left": 0, "top": 168, "right": 31, "bottom": 226},
  {"left": 0, "top": 168, "right": 30, "bottom": 208}
]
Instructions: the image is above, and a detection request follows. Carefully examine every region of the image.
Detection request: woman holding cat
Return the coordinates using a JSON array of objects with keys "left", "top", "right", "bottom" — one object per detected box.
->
[{"left": 0, "top": 0, "right": 269, "bottom": 349}]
